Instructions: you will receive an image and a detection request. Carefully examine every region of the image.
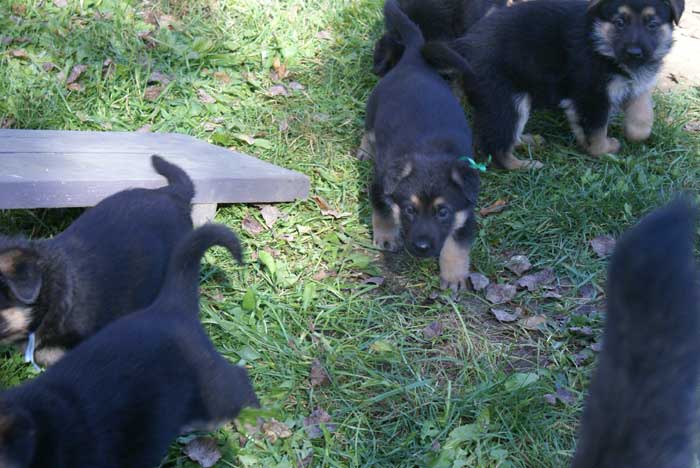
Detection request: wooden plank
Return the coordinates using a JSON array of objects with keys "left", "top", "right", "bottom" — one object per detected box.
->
[{"left": 0, "top": 130, "right": 310, "bottom": 209}]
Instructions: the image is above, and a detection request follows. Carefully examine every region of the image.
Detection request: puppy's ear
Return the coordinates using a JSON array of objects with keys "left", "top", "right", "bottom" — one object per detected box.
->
[
  {"left": 373, "top": 34, "right": 403, "bottom": 77},
  {"left": 0, "top": 402, "right": 36, "bottom": 467},
  {"left": 383, "top": 161, "right": 414, "bottom": 195},
  {"left": 587, "top": 0, "right": 606, "bottom": 14},
  {"left": 0, "top": 249, "right": 42, "bottom": 305},
  {"left": 451, "top": 161, "right": 481, "bottom": 205},
  {"left": 668, "top": 0, "right": 684, "bottom": 24}
]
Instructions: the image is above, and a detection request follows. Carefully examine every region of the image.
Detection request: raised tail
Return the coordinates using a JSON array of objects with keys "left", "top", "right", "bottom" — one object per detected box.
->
[
  {"left": 383, "top": 0, "right": 424, "bottom": 50},
  {"left": 151, "top": 154, "right": 195, "bottom": 204},
  {"left": 421, "top": 41, "right": 477, "bottom": 91},
  {"left": 156, "top": 224, "right": 243, "bottom": 311},
  {"left": 572, "top": 198, "right": 699, "bottom": 468}
]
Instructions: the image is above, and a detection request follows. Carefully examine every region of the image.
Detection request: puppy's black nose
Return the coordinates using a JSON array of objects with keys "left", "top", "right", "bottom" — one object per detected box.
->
[
  {"left": 412, "top": 239, "right": 431, "bottom": 254},
  {"left": 625, "top": 46, "right": 643, "bottom": 59}
]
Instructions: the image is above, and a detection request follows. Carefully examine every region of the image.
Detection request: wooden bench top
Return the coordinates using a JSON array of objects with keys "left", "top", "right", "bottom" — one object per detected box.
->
[{"left": 0, "top": 129, "right": 310, "bottom": 209}]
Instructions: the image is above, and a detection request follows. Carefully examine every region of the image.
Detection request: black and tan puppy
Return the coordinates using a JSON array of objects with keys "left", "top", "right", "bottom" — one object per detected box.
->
[
  {"left": 435, "top": 0, "right": 683, "bottom": 169},
  {"left": 363, "top": 0, "right": 481, "bottom": 292},
  {"left": 0, "top": 155, "right": 194, "bottom": 366},
  {"left": 573, "top": 199, "right": 700, "bottom": 467},
  {"left": 0, "top": 224, "right": 258, "bottom": 468},
  {"left": 372, "top": 0, "right": 508, "bottom": 76}
]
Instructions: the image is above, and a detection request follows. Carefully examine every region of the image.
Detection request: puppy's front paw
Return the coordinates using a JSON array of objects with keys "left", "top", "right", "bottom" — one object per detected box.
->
[
  {"left": 440, "top": 274, "right": 468, "bottom": 293},
  {"left": 588, "top": 136, "right": 620, "bottom": 156},
  {"left": 34, "top": 346, "right": 66, "bottom": 367},
  {"left": 439, "top": 238, "right": 471, "bottom": 293},
  {"left": 372, "top": 208, "right": 401, "bottom": 251},
  {"left": 373, "top": 229, "right": 401, "bottom": 252}
]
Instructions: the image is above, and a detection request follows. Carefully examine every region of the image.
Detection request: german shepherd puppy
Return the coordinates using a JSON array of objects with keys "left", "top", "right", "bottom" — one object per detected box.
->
[
  {"left": 0, "top": 155, "right": 194, "bottom": 366},
  {"left": 573, "top": 199, "right": 699, "bottom": 467},
  {"left": 437, "top": 0, "right": 684, "bottom": 170},
  {"left": 372, "top": 0, "right": 508, "bottom": 76},
  {"left": 0, "top": 225, "right": 258, "bottom": 468},
  {"left": 363, "top": 0, "right": 481, "bottom": 292}
]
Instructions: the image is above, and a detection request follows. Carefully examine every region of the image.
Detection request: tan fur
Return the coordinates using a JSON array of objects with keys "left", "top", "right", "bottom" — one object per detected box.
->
[
  {"left": 0, "top": 250, "right": 21, "bottom": 276},
  {"left": 617, "top": 5, "right": 633, "bottom": 15},
  {"left": 641, "top": 6, "right": 656, "bottom": 16},
  {"left": 624, "top": 90, "right": 654, "bottom": 141},
  {"left": 439, "top": 210, "right": 471, "bottom": 291},
  {"left": 500, "top": 151, "right": 544, "bottom": 170},
  {"left": 34, "top": 346, "right": 67, "bottom": 367},
  {"left": 587, "top": 128, "right": 621, "bottom": 155},
  {"left": 400, "top": 163, "right": 413, "bottom": 179},
  {"left": 357, "top": 131, "right": 376, "bottom": 161},
  {"left": 410, "top": 194, "right": 421, "bottom": 208},
  {"left": 432, "top": 197, "right": 446, "bottom": 208},
  {"left": 0, "top": 307, "right": 31, "bottom": 337},
  {"left": 591, "top": 20, "right": 616, "bottom": 59},
  {"left": 372, "top": 203, "right": 401, "bottom": 251}
]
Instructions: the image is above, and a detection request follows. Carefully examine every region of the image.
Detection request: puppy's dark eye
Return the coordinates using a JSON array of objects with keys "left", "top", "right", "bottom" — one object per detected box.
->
[
  {"left": 436, "top": 206, "right": 451, "bottom": 220},
  {"left": 404, "top": 205, "right": 416, "bottom": 216},
  {"left": 646, "top": 19, "right": 659, "bottom": 30},
  {"left": 613, "top": 17, "right": 626, "bottom": 29}
]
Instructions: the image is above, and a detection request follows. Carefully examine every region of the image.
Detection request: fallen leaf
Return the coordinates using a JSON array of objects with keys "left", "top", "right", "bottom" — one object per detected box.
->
[
  {"left": 241, "top": 215, "right": 265, "bottom": 235},
  {"left": 313, "top": 269, "right": 336, "bottom": 281},
  {"left": 1, "top": 117, "right": 16, "bottom": 129},
  {"left": 236, "top": 134, "right": 256, "bottom": 145},
  {"left": 310, "top": 359, "right": 330, "bottom": 387},
  {"left": 303, "top": 407, "right": 337, "bottom": 439},
  {"left": 423, "top": 321, "right": 444, "bottom": 339},
  {"left": 316, "top": 30, "right": 333, "bottom": 40},
  {"left": 516, "top": 268, "right": 555, "bottom": 292},
  {"left": 521, "top": 315, "right": 547, "bottom": 330},
  {"left": 578, "top": 283, "right": 597, "bottom": 300},
  {"left": 271, "top": 57, "right": 289, "bottom": 81},
  {"left": 42, "top": 62, "right": 57, "bottom": 72},
  {"left": 100, "top": 58, "right": 115, "bottom": 78},
  {"left": 257, "top": 204, "right": 282, "bottom": 228},
  {"left": 479, "top": 199, "right": 507, "bottom": 217},
  {"left": 544, "top": 387, "right": 576, "bottom": 406},
  {"left": 468, "top": 273, "right": 489, "bottom": 291},
  {"left": 66, "top": 82, "right": 84, "bottom": 92},
  {"left": 491, "top": 308, "right": 521, "bottom": 322},
  {"left": 485, "top": 283, "right": 517, "bottom": 304},
  {"left": 569, "top": 326, "right": 594, "bottom": 336},
  {"left": 572, "top": 349, "right": 593, "bottom": 365},
  {"left": 288, "top": 81, "right": 304, "bottom": 91},
  {"left": 542, "top": 290, "right": 562, "bottom": 299},
  {"left": 136, "top": 124, "right": 152, "bottom": 133},
  {"left": 148, "top": 70, "right": 171, "bottom": 85},
  {"left": 213, "top": 71, "right": 231, "bottom": 83},
  {"left": 505, "top": 255, "right": 532, "bottom": 276},
  {"left": 590, "top": 342, "right": 603, "bottom": 352},
  {"left": 197, "top": 88, "right": 216, "bottom": 104},
  {"left": 11, "top": 4, "right": 26, "bottom": 15},
  {"left": 53, "top": 0, "right": 67, "bottom": 7},
  {"left": 268, "top": 85, "right": 289, "bottom": 96},
  {"left": 184, "top": 437, "right": 221, "bottom": 468},
  {"left": 157, "top": 14, "right": 178, "bottom": 30},
  {"left": 278, "top": 118, "right": 290, "bottom": 132},
  {"left": 362, "top": 276, "right": 385, "bottom": 286},
  {"left": 590, "top": 235, "right": 616, "bottom": 258},
  {"left": 9, "top": 49, "right": 28, "bottom": 59},
  {"left": 683, "top": 121, "right": 700, "bottom": 133},
  {"left": 262, "top": 418, "right": 292, "bottom": 444},
  {"left": 311, "top": 195, "right": 349, "bottom": 219},
  {"left": 66, "top": 64, "right": 87, "bottom": 84},
  {"left": 144, "top": 85, "right": 163, "bottom": 101},
  {"left": 138, "top": 30, "right": 157, "bottom": 48},
  {"left": 1, "top": 37, "right": 12, "bottom": 45}
]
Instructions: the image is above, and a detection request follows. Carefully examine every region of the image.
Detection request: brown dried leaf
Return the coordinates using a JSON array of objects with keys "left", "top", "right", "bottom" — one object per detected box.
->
[
  {"left": 242, "top": 215, "right": 265, "bottom": 236},
  {"left": 271, "top": 57, "right": 289, "bottom": 81},
  {"left": 262, "top": 418, "right": 293, "bottom": 444},
  {"left": 213, "top": 71, "right": 231, "bottom": 83},
  {"left": 197, "top": 88, "right": 216, "bottom": 104},
  {"left": 491, "top": 308, "right": 521, "bottom": 323},
  {"left": 479, "top": 199, "right": 507, "bottom": 217},
  {"left": 505, "top": 255, "right": 532, "bottom": 276},
  {"left": 66, "top": 82, "right": 84, "bottom": 92},
  {"left": 66, "top": 64, "right": 87, "bottom": 84},
  {"left": 311, "top": 195, "right": 349, "bottom": 219},
  {"left": 148, "top": 70, "right": 171, "bottom": 85},
  {"left": 313, "top": 269, "right": 336, "bottom": 281},
  {"left": 683, "top": 121, "right": 700, "bottom": 133},
  {"left": 143, "top": 85, "right": 163, "bottom": 101},
  {"left": 516, "top": 268, "right": 555, "bottom": 292},
  {"left": 423, "top": 321, "right": 444, "bottom": 339},
  {"left": 288, "top": 81, "right": 304, "bottom": 91},
  {"left": 102, "top": 58, "right": 115, "bottom": 78},
  {"left": 1, "top": 117, "right": 16, "bottom": 129},
  {"left": 268, "top": 84, "right": 289, "bottom": 97},
  {"left": 544, "top": 387, "right": 576, "bottom": 406},
  {"left": 9, "top": 49, "right": 28, "bottom": 59},
  {"left": 310, "top": 359, "right": 330, "bottom": 387},
  {"left": 256, "top": 204, "right": 282, "bottom": 228},
  {"left": 42, "top": 62, "right": 57, "bottom": 72},
  {"left": 53, "top": 0, "right": 68, "bottom": 7},
  {"left": 521, "top": 315, "right": 547, "bottom": 330},
  {"left": 138, "top": 30, "right": 157, "bottom": 48},
  {"left": 184, "top": 437, "right": 221, "bottom": 468},
  {"left": 485, "top": 283, "right": 517, "bottom": 304},
  {"left": 303, "top": 407, "right": 337, "bottom": 439},
  {"left": 590, "top": 235, "right": 616, "bottom": 258},
  {"left": 468, "top": 273, "right": 489, "bottom": 291},
  {"left": 11, "top": 4, "right": 26, "bottom": 15}
]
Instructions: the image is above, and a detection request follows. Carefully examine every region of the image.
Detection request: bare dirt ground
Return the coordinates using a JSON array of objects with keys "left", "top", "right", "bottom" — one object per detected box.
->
[{"left": 658, "top": 0, "right": 700, "bottom": 90}]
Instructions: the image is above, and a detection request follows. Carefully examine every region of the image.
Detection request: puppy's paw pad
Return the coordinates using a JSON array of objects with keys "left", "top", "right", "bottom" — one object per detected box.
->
[{"left": 440, "top": 275, "right": 468, "bottom": 293}]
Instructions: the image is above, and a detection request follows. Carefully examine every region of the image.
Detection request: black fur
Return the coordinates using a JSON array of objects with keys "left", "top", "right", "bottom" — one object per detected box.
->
[
  {"left": 441, "top": 0, "right": 682, "bottom": 169},
  {"left": 573, "top": 199, "right": 700, "bottom": 467},
  {"left": 0, "top": 155, "right": 194, "bottom": 365},
  {"left": 0, "top": 224, "right": 258, "bottom": 468},
  {"left": 372, "top": 0, "right": 508, "bottom": 76},
  {"left": 365, "top": 0, "right": 480, "bottom": 292}
]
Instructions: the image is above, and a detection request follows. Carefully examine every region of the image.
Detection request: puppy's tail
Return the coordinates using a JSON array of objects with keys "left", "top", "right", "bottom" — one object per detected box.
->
[
  {"left": 572, "top": 198, "right": 700, "bottom": 468},
  {"left": 156, "top": 224, "right": 242, "bottom": 312},
  {"left": 421, "top": 41, "right": 477, "bottom": 91},
  {"left": 151, "top": 154, "right": 195, "bottom": 204},
  {"left": 383, "top": 0, "right": 424, "bottom": 50}
]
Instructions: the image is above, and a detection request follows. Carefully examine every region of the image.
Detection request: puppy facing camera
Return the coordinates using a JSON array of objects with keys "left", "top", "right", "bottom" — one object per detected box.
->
[{"left": 0, "top": 155, "right": 194, "bottom": 366}]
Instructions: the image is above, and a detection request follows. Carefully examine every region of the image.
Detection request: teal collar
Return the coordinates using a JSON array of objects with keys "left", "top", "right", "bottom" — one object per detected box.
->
[
  {"left": 458, "top": 155, "right": 490, "bottom": 172},
  {"left": 24, "top": 332, "right": 40, "bottom": 371}
]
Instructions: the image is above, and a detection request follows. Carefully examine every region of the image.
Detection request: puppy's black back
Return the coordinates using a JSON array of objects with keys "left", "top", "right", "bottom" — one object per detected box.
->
[
  {"left": 572, "top": 200, "right": 700, "bottom": 468},
  {"left": 1, "top": 225, "right": 256, "bottom": 468}
]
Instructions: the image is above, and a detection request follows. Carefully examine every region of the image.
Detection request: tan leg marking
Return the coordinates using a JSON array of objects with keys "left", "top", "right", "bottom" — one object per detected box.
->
[
  {"left": 587, "top": 127, "right": 620, "bottom": 156},
  {"left": 439, "top": 211, "right": 471, "bottom": 292},
  {"left": 500, "top": 151, "right": 544, "bottom": 170},
  {"left": 357, "top": 131, "right": 375, "bottom": 160},
  {"left": 624, "top": 90, "right": 653, "bottom": 142},
  {"left": 34, "top": 347, "right": 67, "bottom": 367},
  {"left": 0, "top": 250, "right": 21, "bottom": 275},
  {"left": 372, "top": 204, "right": 401, "bottom": 251},
  {"left": 0, "top": 307, "right": 31, "bottom": 340}
]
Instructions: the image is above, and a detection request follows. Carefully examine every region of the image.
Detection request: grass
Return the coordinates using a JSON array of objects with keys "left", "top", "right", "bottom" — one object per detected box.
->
[{"left": 1, "top": 0, "right": 699, "bottom": 466}]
